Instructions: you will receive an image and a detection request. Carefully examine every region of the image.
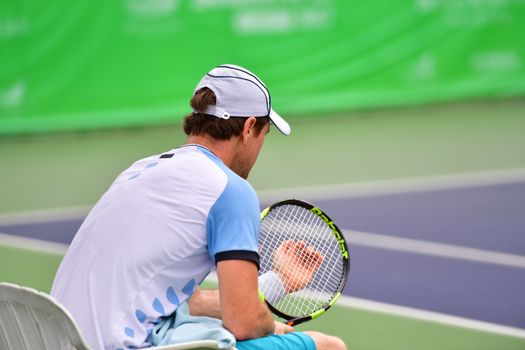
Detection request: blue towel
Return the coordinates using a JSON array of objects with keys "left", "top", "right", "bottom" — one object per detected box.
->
[{"left": 150, "top": 302, "right": 236, "bottom": 349}]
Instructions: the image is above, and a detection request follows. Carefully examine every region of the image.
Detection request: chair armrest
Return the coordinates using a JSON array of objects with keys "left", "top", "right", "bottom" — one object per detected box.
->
[{"left": 146, "top": 340, "right": 237, "bottom": 350}]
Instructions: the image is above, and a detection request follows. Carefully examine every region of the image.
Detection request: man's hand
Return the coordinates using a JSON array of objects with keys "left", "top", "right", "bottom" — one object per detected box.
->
[
  {"left": 187, "top": 288, "right": 222, "bottom": 319},
  {"left": 273, "top": 240, "right": 324, "bottom": 293},
  {"left": 273, "top": 321, "right": 294, "bottom": 335}
]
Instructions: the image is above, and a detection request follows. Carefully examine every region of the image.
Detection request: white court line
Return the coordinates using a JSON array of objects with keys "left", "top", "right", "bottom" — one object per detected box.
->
[
  {"left": 203, "top": 273, "right": 525, "bottom": 339},
  {"left": 0, "top": 232, "right": 68, "bottom": 255},
  {"left": 2, "top": 226, "right": 523, "bottom": 270},
  {"left": 340, "top": 295, "right": 525, "bottom": 339},
  {"left": 346, "top": 229, "right": 525, "bottom": 269},
  {"left": 0, "top": 206, "right": 89, "bottom": 226},
  {"left": 258, "top": 168, "right": 525, "bottom": 202}
]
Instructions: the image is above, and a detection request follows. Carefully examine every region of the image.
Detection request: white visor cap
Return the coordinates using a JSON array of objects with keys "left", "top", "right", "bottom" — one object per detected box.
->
[{"left": 193, "top": 64, "right": 291, "bottom": 135}]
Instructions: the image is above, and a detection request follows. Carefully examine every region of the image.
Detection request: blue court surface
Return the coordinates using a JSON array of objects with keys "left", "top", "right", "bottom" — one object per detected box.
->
[{"left": 1, "top": 176, "right": 524, "bottom": 331}]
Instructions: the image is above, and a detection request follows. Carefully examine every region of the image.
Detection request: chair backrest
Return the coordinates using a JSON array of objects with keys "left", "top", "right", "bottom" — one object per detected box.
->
[
  {"left": 0, "top": 282, "right": 91, "bottom": 350},
  {"left": 0, "top": 283, "right": 237, "bottom": 350}
]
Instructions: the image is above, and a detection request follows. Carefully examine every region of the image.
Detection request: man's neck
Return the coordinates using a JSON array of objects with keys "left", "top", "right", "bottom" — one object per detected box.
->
[{"left": 185, "top": 135, "right": 239, "bottom": 169}]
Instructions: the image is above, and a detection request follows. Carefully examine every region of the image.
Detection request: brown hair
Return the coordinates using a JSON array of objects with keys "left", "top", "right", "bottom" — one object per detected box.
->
[{"left": 183, "top": 88, "right": 270, "bottom": 140}]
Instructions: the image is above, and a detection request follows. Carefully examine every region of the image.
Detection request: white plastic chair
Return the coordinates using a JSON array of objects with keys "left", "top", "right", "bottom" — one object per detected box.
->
[{"left": 0, "top": 283, "right": 236, "bottom": 350}]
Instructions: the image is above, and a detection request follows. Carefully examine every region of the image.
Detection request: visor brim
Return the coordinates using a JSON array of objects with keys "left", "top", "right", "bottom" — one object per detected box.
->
[{"left": 269, "top": 109, "right": 291, "bottom": 135}]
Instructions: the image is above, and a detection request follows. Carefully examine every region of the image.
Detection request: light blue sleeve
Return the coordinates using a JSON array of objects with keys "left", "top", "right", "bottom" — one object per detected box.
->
[{"left": 206, "top": 173, "right": 260, "bottom": 264}]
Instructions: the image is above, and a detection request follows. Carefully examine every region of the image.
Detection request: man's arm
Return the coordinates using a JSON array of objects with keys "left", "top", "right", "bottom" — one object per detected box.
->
[{"left": 217, "top": 259, "right": 275, "bottom": 340}]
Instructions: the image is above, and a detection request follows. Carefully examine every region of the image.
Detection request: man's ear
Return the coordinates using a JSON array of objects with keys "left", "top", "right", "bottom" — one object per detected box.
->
[{"left": 241, "top": 117, "right": 257, "bottom": 143}]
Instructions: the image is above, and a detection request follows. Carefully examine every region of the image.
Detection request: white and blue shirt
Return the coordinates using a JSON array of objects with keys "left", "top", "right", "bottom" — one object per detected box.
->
[{"left": 51, "top": 145, "right": 261, "bottom": 350}]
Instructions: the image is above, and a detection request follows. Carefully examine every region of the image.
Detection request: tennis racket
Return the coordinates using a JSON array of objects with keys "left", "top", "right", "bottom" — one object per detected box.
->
[{"left": 258, "top": 199, "right": 350, "bottom": 326}]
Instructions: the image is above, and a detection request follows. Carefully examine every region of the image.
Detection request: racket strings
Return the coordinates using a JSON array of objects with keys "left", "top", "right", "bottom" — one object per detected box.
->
[
  {"left": 259, "top": 204, "right": 345, "bottom": 317},
  {"left": 299, "top": 209, "right": 342, "bottom": 307},
  {"left": 276, "top": 206, "right": 317, "bottom": 292},
  {"left": 262, "top": 207, "right": 340, "bottom": 316}
]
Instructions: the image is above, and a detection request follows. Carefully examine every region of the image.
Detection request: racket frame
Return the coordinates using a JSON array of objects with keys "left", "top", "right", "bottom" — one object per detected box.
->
[{"left": 259, "top": 199, "right": 350, "bottom": 326}]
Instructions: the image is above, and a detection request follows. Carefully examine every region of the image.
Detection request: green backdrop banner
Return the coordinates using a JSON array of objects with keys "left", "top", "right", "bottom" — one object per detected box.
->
[{"left": 1, "top": 0, "right": 524, "bottom": 134}]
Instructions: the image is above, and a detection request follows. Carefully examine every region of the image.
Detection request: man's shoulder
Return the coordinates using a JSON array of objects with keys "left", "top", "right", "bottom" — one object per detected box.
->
[{"left": 190, "top": 146, "right": 256, "bottom": 195}]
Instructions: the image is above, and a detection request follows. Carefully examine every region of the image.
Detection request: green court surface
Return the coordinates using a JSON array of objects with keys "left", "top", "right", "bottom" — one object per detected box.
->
[
  {"left": 305, "top": 306, "right": 525, "bottom": 350},
  {"left": 1, "top": 99, "right": 525, "bottom": 349},
  {"left": 0, "top": 245, "right": 62, "bottom": 293}
]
